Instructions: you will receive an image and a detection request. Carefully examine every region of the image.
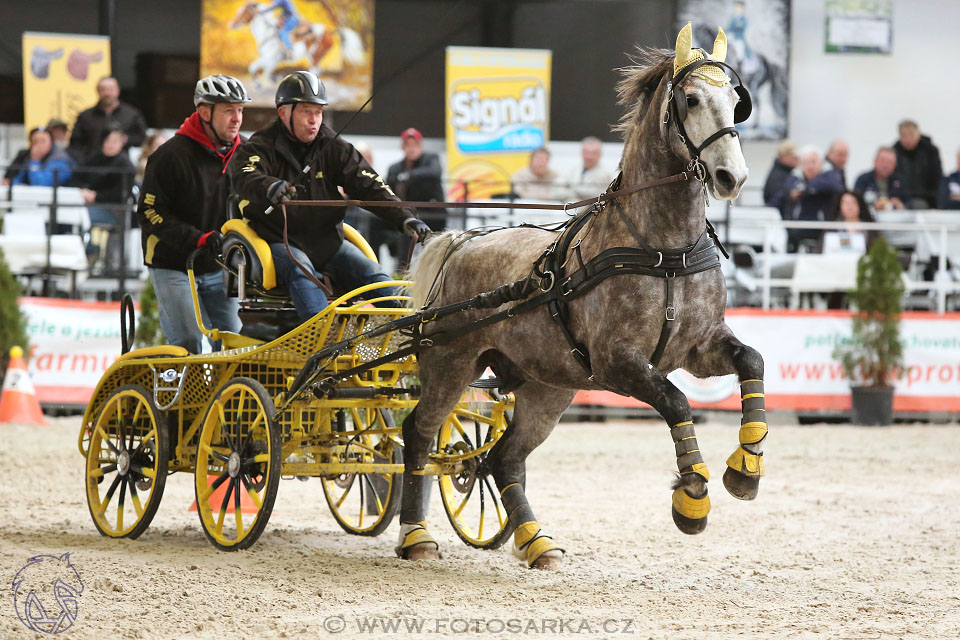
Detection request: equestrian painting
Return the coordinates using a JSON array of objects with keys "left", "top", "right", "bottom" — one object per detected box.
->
[{"left": 399, "top": 23, "right": 768, "bottom": 569}]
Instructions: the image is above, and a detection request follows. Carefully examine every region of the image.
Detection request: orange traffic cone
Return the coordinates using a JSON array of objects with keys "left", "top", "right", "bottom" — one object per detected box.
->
[
  {"left": 190, "top": 475, "right": 261, "bottom": 514},
  {"left": 0, "top": 346, "right": 45, "bottom": 426}
]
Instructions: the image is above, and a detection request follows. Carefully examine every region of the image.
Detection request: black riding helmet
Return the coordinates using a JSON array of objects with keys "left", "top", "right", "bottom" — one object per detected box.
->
[{"left": 275, "top": 71, "right": 328, "bottom": 107}]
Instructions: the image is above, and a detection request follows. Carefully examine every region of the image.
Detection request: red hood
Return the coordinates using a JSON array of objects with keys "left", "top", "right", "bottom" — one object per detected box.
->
[{"left": 175, "top": 112, "right": 241, "bottom": 172}]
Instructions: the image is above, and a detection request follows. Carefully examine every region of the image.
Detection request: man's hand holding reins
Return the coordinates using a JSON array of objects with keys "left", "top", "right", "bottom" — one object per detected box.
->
[
  {"left": 403, "top": 218, "right": 431, "bottom": 244},
  {"left": 267, "top": 179, "right": 298, "bottom": 205}
]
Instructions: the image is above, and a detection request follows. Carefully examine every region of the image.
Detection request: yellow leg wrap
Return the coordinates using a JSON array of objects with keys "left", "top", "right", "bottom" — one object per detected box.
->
[
  {"left": 726, "top": 446, "right": 765, "bottom": 477},
  {"left": 512, "top": 520, "right": 563, "bottom": 567},
  {"left": 671, "top": 488, "right": 711, "bottom": 519},
  {"left": 395, "top": 521, "right": 438, "bottom": 558},
  {"left": 739, "top": 421, "right": 768, "bottom": 445},
  {"left": 682, "top": 462, "right": 710, "bottom": 481}
]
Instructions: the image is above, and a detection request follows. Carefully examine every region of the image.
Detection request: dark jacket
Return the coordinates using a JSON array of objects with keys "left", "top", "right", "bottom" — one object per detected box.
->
[
  {"left": 230, "top": 120, "right": 414, "bottom": 269},
  {"left": 853, "top": 170, "right": 910, "bottom": 205},
  {"left": 772, "top": 170, "right": 845, "bottom": 222},
  {"left": 893, "top": 135, "right": 942, "bottom": 208},
  {"left": 762, "top": 159, "right": 793, "bottom": 206},
  {"left": 3, "top": 149, "right": 29, "bottom": 182},
  {"left": 386, "top": 152, "right": 446, "bottom": 230},
  {"left": 74, "top": 152, "right": 135, "bottom": 204},
  {"left": 70, "top": 101, "right": 147, "bottom": 159},
  {"left": 938, "top": 171, "right": 960, "bottom": 210},
  {"left": 136, "top": 113, "right": 242, "bottom": 274}
]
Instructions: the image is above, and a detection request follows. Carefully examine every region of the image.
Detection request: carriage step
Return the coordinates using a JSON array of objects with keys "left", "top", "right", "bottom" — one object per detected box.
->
[{"left": 468, "top": 377, "right": 503, "bottom": 389}]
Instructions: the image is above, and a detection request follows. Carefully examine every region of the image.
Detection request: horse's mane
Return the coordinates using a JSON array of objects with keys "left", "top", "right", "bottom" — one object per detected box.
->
[{"left": 613, "top": 48, "right": 674, "bottom": 137}]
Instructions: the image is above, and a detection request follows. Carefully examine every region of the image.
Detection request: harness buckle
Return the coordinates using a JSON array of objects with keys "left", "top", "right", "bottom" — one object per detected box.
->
[
  {"left": 682, "top": 252, "right": 687, "bottom": 269},
  {"left": 654, "top": 251, "right": 663, "bottom": 268},
  {"left": 561, "top": 278, "right": 575, "bottom": 297},
  {"left": 665, "top": 306, "right": 677, "bottom": 321},
  {"left": 419, "top": 338, "right": 434, "bottom": 347},
  {"left": 540, "top": 271, "right": 555, "bottom": 291}
]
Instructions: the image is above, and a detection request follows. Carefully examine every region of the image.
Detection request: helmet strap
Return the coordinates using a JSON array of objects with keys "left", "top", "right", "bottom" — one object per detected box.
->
[{"left": 199, "top": 103, "right": 233, "bottom": 148}]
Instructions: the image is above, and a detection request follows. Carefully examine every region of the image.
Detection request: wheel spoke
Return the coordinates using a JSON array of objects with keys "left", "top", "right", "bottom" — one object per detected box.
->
[
  {"left": 362, "top": 475, "right": 384, "bottom": 515},
  {"left": 97, "top": 426, "right": 120, "bottom": 455},
  {"left": 131, "top": 430, "right": 157, "bottom": 456},
  {"left": 234, "top": 479, "right": 244, "bottom": 538},
  {"left": 482, "top": 476, "right": 506, "bottom": 527},
  {"left": 453, "top": 478, "right": 477, "bottom": 518},
  {"left": 91, "top": 463, "right": 117, "bottom": 478},
  {"left": 98, "top": 474, "right": 122, "bottom": 516},
  {"left": 451, "top": 417, "right": 475, "bottom": 449},
  {"left": 358, "top": 471, "right": 365, "bottom": 527},
  {"left": 129, "top": 464, "right": 155, "bottom": 479},
  {"left": 217, "top": 403, "right": 237, "bottom": 452},
  {"left": 334, "top": 481, "right": 352, "bottom": 508},
  {"left": 216, "top": 477, "right": 235, "bottom": 535},
  {"left": 477, "top": 478, "right": 485, "bottom": 538},
  {"left": 199, "top": 472, "right": 229, "bottom": 502},
  {"left": 128, "top": 479, "right": 144, "bottom": 518},
  {"left": 116, "top": 477, "right": 127, "bottom": 530},
  {"left": 240, "top": 474, "right": 263, "bottom": 509}
]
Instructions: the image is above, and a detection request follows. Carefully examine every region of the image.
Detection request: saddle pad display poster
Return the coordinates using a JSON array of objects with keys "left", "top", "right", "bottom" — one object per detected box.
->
[
  {"left": 676, "top": 0, "right": 789, "bottom": 140},
  {"left": 200, "top": 0, "right": 373, "bottom": 110},
  {"left": 445, "top": 46, "right": 552, "bottom": 200},
  {"left": 21, "top": 32, "right": 111, "bottom": 139}
]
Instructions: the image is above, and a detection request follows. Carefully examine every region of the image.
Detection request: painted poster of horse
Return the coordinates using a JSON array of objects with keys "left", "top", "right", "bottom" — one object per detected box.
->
[
  {"left": 200, "top": 0, "right": 373, "bottom": 109},
  {"left": 679, "top": 0, "right": 790, "bottom": 140}
]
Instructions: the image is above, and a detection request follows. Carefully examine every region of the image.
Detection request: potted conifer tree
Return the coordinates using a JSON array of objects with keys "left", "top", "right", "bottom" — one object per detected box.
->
[
  {"left": 833, "top": 237, "right": 904, "bottom": 425},
  {"left": 0, "top": 248, "right": 31, "bottom": 381}
]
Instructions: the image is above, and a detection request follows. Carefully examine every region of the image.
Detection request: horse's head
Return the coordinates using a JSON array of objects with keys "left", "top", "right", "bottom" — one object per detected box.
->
[
  {"left": 665, "top": 22, "right": 749, "bottom": 200},
  {"left": 230, "top": 2, "right": 257, "bottom": 29}
]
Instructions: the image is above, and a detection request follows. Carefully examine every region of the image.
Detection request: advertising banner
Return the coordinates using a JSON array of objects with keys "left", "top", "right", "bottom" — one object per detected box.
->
[
  {"left": 20, "top": 298, "right": 127, "bottom": 406},
  {"left": 445, "top": 46, "right": 551, "bottom": 200},
  {"left": 21, "top": 32, "right": 111, "bottom": 139},
  {"left": 200, "top": 0, "right": 374, "bottom": 109},
  {"left": 574, "top": 309, "right": 960, "bottom": 413}
]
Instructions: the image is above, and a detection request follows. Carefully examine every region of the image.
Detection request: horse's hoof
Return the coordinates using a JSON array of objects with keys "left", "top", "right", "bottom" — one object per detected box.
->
[
  {"left": 723, "top": 466, "right": 760, "bottom": 501},
  {"left": 672, "top": 507, "right": 708, "bottom": 535},
  {"left": 402, "top": 542, "right": 440, "bottom": 561},
  {"left": 530, "top": 550, "right": 563, "bottom": 571}
]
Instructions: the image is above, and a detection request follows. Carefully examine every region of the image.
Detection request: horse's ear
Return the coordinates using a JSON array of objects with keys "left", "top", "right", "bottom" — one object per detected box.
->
[
  {"left": 712, "top": 26, "right": 728, "bottom": 63},
  {"left": 674, "top": 21, "right": 695, "bottom": 76}
]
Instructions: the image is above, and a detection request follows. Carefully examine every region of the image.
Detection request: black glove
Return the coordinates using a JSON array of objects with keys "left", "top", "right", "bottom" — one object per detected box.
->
[
  {"left": 403, "top": 218, "right": 431, "bottom": 244},
  {"left": 266, "top": 180, "right": 297, "bottom": 205},
  {"left": 197, "top": 230, "right": 223, "bottom": 255}
]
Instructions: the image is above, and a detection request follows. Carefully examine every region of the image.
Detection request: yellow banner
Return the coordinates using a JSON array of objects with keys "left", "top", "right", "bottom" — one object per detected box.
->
[
  {"left": 201, "top": 0, "right": 374, "bottom": 109},
  {"left": 445, "top": 46, "right": 551, "bottom": 200},
  {"left": 22, "top": 32, "right": 111, "bottom": 139}
]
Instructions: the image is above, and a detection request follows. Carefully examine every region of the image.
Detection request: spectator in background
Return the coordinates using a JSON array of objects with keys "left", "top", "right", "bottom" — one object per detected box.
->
[
  {"left": 821, "top": 190, "right": 878, "bottom": 255},
  {"left": 937, "top": 147, "right": 960, "bottom": 210},
  {"left": 825, "top": 139, "right": 850, "bottom": 187},
  {"left": 74, "top": 128, "right": 136, "bottom": 222},
  {"left": 4, "top": 127, "right": 73, "bottom": 187},
  {"left": 512, "top": 146, "right": 563, "bottom": 201},
  {"left": 772, "top": 146, "right": 844, "bottom": 252},
  {"left": 893, "top": 119, "right": 942, "bottom": 208},
  {"left": 135, "top": 132, "right": 168, "bottom": 185},
  {"left": 854, "top": 147, "right": 908, "bottom": 211},
  {"left": 46, "top": 118, "right": 70, "bottom": 149},
  {"left": 70, "top": 76, "right": 147, "bottom": 160},
  {"left": 762, "top": 139, "right": 798, "bottom": 206},
  {"left": 386, "top": 128, "right": 446, "bottom": 231},
  {"left": 564, "top": 136, "right": 613, "bottom": 201}
]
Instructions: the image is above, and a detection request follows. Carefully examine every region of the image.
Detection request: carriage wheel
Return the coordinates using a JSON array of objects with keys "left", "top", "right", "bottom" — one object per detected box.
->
[
  {"left": 321, "top": 409, "right": 402, "bottom": 536},
  {"left": 194, "top": 377, "right": 280, "bottom": 551},
  {"left": 85, "top": 385, "right": 168, "bottom": 539},
  {"left": 438, "top": 394, "right": 511, "bottom": 550}
]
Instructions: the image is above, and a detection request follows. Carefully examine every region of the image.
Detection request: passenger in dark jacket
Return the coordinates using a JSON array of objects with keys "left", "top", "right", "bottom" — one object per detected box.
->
[
  {"left": 762, "top": 140, "right": 798, "bottom": 206},
  {"left": 893, "top": 120, "right": 942, "bottom": 208},
  {"left": 230, "top": 71, "right": 428, "bottom": 320},
  {"left": 937, "top": 148, "right": 960, "bottom": 209},
  {"left": 136, "top": 74, "right": 250, "bottom": 353},
  {"left": 771, "top": 147, "right": 845, "bottom": 251}
]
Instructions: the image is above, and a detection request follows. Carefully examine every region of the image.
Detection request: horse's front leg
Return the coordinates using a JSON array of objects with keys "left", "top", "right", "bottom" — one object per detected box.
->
[
  {"left": 595, "top": 342, "right": 711, "bottom": 534},
  {"left": 686, "top": 324, "right": 767, "bottom": 501}
]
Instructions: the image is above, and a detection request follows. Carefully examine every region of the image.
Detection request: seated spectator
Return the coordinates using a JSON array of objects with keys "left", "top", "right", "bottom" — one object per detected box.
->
[
  {"left": 825, "top": 139, "right": 850, "bottom": 188},
  {"left": 771, "top": 146, "right": 844, "bottom": 251},
  {"left": 762, "top": 139, "right": 798, "bottom": 206},
  {"left": 564, "top": 136, "right": 614, "bottom": 201},
  {"left": 75, "top": 128, "right": 136, "bottom": 225},
  {"left": 821, "top": 190, "right": 878, "bottom": 255},
  {"left": 5, "top": 127, "right": 73, "bottom": 187},
  {"left": 854, "top": 147, "right": 909, "bottom": 211},
  {"left": 46, "top": 118, "right": 70, "bottom": 150},
  {"left": 512, "top": 147, "right": 563, "bottom": 201},
  {"left": 893, "top": 119, "right": 942, "bottom": 209},
  {"left": 937, "top": 147, "right": 960, "bottom": 210},
  {"left": 135, "top": 132, "right": 168, "bottom": 185}
]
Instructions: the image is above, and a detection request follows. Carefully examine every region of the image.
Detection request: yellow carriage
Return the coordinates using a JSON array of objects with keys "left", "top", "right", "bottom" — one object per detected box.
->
[{"left": 78, "top": 222, "right": 513, "bottom": 551}]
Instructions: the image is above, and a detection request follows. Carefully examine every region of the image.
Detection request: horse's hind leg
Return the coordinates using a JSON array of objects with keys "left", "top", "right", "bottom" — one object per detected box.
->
[
  {"left": 686, "top": 326, "right": 767, "bottom": 501},
  {"left": 396, "top": 349, "right": 480, "bottom": 561},
  {"left": 486, "top": 381, "right": 576, "bottom": 569},
  {"left": 595, "top": 343, "right": 711, "bottom": 535}
]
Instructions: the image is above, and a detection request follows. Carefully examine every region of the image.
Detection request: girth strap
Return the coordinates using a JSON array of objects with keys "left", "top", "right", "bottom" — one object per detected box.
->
[{"left": 650, "top": 276, "right": 676, "bottom": 368}]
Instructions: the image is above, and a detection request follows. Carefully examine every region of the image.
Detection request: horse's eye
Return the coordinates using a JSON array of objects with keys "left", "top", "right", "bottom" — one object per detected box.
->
[{"left": 686, "top": 96, "right": 699, "bottom": 109}]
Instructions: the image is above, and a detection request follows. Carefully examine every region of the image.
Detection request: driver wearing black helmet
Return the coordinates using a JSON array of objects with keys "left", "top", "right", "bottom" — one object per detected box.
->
[
  {"left": 230, "top": 70, "right": 430, "bottom": 320},
  {"left": 136, "top": 73, "right": 251, "bottom": 353}
]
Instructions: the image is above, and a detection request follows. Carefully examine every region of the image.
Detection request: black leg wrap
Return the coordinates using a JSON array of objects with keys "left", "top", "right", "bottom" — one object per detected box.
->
[
  {"left": 399, "top": 471, "right": 430, "bottom": 523},
  {"left": 500, "top": 482, "right": 536, "bottom": 532}
]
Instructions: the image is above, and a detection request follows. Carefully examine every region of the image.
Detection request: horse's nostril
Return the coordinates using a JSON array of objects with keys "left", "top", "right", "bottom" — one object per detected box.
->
[{"left": 715, "top": 169, "right": 736, "bottom": 191}]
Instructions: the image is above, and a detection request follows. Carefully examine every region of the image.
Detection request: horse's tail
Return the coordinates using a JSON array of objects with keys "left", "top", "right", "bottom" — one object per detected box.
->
[{"left": 406, "top": 231, "right": 460, "bottom": 310}]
